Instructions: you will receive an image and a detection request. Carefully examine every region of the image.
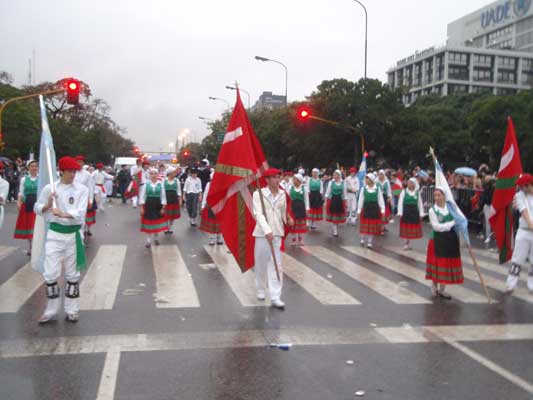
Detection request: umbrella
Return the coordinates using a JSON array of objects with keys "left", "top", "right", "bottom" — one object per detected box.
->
[
  {"left": 0, "top": 157, "right": 12, "bottom": 164},
  {"left": 454, "top": 167, "right": 477, "bottom": 177},
  {"left": 416, "top": 170, "right": 429, "bottom": 179}
]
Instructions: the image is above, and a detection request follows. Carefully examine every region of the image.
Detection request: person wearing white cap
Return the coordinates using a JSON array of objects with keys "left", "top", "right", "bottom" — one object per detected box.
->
[
  {"left": 345, "top": 167, "right": 360, "bottom": 225},
  {"left": 377, "top": 169, "right": 393, "bottom": 234},
  {"left": 325, "top": 170, "right": 348, "bottom": 237},
  {"left": 139, "top": 168, "right": 168, "bottom": 248},
  {"left": 288, "top": 173, "right": 309, "bottom": 245},
  {"left": 357, "top": 173, "right": 385, "bottom": 248},
  {"left": 306, "top": 168, "right": 323, "bottom": 229},
  {"left": 164, "top": 166, "right": 181, "bottom": 234},
  {"left": 397, "top": 177, "right": 425, "bottom": 250}
]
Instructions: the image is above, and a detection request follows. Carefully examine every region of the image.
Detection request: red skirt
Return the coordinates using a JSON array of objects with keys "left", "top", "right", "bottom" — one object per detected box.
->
[
  {"left": 399, "top": 221, "right": 423, "bottom": 239},
  {"left": 289, "top": 217, "right": 307, "bottom": 234},
  {"left": 125, "top": 181, "right": 139, "bottom": 199},
  {"left": 381, "top": 203, "right": 392, "bottom": 224},
  {"left": 86, "top": 204, "right": 96, "bottom": 226},
  {"left": 14, "top": 203, "right": 36, "bottom": 239},
  {"left": 141, "top": 216, "right": 168, "bottom": 234},
  {"left": 325, "top": 199, "right": 346, "bottom": 224},
  {"left": 360, "top": 214, "right": 382, "bottom": 235},
  {"left": 165, "top": 203, "right": 181, "bottom": 220},
  {"left": 199, "top": 208, "right": 220, "bottom": 234},
  {"left": 307, "top": 207, "right": 323, "bottom": 221},
  {"left": 425, "top": 239, "right": 464, "bottom": 284}
]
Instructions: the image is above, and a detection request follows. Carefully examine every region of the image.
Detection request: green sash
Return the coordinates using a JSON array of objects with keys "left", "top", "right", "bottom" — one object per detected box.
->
[{"left": 49, "top": 222, "right": 87, "bottom": 271}]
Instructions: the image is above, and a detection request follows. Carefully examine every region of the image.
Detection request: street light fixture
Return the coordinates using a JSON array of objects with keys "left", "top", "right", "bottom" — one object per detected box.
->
[
  {"left": 208, "top": 96, "right": 230, "bottom": 112},
  {"left": 225, "top": 85, "right": 250, "bottom": 108},
  {"left": 198, "top": 116, "right": 213, "bottom": 122},
  {"left": 351, "top": 0, "right": 368, "bottom": 81},
  {"left": 254, "top": 55, "right": 288, "bottom": 105}
]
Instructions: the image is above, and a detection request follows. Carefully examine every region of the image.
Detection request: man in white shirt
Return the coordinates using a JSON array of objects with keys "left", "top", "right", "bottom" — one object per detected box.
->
[
  {"left": 74, "top": 155, "right": 95, "bottom": 237},
  {"left": 345, "top": 167, "right": 360, "bottom": 225},
  {"left": 34, "top": 156, "right": 89, "bottom": 323},
  {"left": 0, "top": 162, "right": 9, "bottom": 231},
  {"left": 253, "top": 168, "right": 294, "bottom": 310},
  {"left": 92, "top": 163, "right": 114, "bottom": 211},
  {"left": 183, "top": 168, "right": 202, "bottom": 226}
]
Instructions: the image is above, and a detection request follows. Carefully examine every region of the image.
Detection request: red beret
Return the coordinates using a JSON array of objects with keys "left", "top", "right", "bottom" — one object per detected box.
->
[
  {"left": 516, "top": 174, "right": 533, "bottom": 187},
  {"left": 349, "top": 167, "right": 357, "bottom": 173},
  {"left": 75, "top": 155, "right": 86, "bottom": 161},
  {"left": 264, "top": 168, "right": 281, "bottom": 178},
  {"left": 59, "top": 156, "right": 81, "bottom": 171},
  {"left": 142, "top": 160, "right": 150, "bottom": 166},
  {"left": 96, "top": 163, "right": 104, "bottom": 169},
  {"left": 288, "top": 171, "right": 294, "bottom": 176}
]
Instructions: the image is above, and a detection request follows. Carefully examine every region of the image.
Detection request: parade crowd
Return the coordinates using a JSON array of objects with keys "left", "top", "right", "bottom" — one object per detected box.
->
[{"left": 0, "top": 155, "right": 530, "bottom": 320}]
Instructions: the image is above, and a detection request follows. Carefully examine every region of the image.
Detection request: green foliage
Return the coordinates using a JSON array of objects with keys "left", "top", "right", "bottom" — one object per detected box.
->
[{"left": 201, "top": 79, "right": 533, "bottom": 172}]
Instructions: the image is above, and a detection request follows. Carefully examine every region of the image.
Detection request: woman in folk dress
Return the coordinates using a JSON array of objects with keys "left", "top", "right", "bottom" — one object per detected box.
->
[
  {"left": 139, "top": 168, "right": 167, "bottom": 248},
  {"left": 325, "top": 169, "right": 347, "bottom": 237},
  {"left": 288, "top": 173, "right": 309, "bottom": 245},
  {"left": 397, "top": 177, "right": 425, "bottom": 250},
  {"left": 163, "top": 166, "right": 181, "bottom": 234},
  {"left": 14, "top": 160, "right": 39, "bottom": 255},
  {"left": 306, "top": 168, "right": 323, "bottom": 230},
  {"left": 357, "top": 173, "right": 385, "bottom": 248}
]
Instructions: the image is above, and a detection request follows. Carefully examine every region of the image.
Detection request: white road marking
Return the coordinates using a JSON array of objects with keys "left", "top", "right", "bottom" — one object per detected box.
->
[
  {"left": 282, "top": 253, "right": 361, "bottom": 305},
  {"left": 205, "top": 245, "right": 268, "bottom": 306},
  {"left": 80, "top": 245, "right": 127, "bottom": 310},
  {"left": 0, "top": 262, "right": 42, "bottom": 313},
  {"left": 0, "top": 245, "right": 16, "bottom": 261},
  {"left": 151, "top": 245, "right": 200, "bottom": 308},
  {"left": 95, "top": 346, "right": 121, "bottom": 400},
  {"left": 344, "top": 246, "right": 489, "bottom": 303},
  {"left": 305, "top": 246, "right": 431, "bottom": 304}
]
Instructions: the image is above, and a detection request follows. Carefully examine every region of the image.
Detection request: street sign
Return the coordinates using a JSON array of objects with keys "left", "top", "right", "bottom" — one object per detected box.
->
[{"left": 217, "top": 133, "right": 225, "bottom": 143}]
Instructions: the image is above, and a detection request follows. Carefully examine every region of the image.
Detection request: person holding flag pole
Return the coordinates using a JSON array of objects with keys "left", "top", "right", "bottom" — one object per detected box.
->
[{"left": 428, "top": 147, "right": 492, "bottom": 303}]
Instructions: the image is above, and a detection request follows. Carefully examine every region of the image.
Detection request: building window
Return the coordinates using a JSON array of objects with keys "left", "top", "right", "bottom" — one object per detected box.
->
[
  {"left": 448, "top": 84, "right": 469, "bottom": 94},
  {"left": 436, "top": 54, "right": 445, "bottom": 80},
  {"left": 472, "top": 86, "right": 493, "bottom": 94},
  {"left": 521, "top": 71, "right": 533, "bottom": 86},
  {"left": 487, "top": 25, "right": 513, "bottom": 43},
  {"left": 473, "top": 68, "right": 492, "bottom": 82},
  {"left": 498, "top": 56, "right": 517, "bottom": 69},
  {"left": 473, "top": 54, "right": 492, "bottom": 67},
  {"left": 449, "top": 52, "right": 468, "bottom": 65},
  {"left": 448, "top": 66, "right": 469, "bottom": 80},
  {"left": 516, "top": 16, "right": 533, "bottom": 34},
  {"left": 516, "top": 31, "right": 533, "bottom": 48},
  {"left": 497, "top": 70, "right": 516, "bottom": 84},
  {"left": 496, "top": 88, "right": 517, "bottom": 95}
]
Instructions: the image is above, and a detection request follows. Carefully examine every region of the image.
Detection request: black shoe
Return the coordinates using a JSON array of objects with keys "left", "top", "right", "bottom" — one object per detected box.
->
[
  {"left": 86, "top": 231, "right": 93, "bottom": 237},
  {"left": 438, "top": 292, "right": 452, "bottom": 300}
]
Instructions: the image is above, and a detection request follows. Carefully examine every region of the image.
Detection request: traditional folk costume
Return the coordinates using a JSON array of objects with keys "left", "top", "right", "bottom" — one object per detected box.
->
[
  {"left": 200, "top": 181, "right": 223, "bottom": 245},
  {"left": 92, "top": 163, "right": 114, "bottom": 211},
  {"left": 163, "top": 167, "right": 181, "bottom": 234},
  {"left": 280, "top": 172, "right": 292, "bottom": 192},
  {"left": 397, "top": 178, "right": 425, "bottom": 250},
  {"left": 128, "top": 160, "right": 149, "bottom": 208},
  {"left": 74, "top": 156, "right": 95, "bottom": 237},
  {"left": 506, "top": 174, "right": 533, "bottom": 292},
  {"left": 377, "top": 170, "right": 393, "bottom": 233},
  {"left": 426, "top": 190, "right": 464, "bottom": 299},
  {"left": 14, "top": 163, "right": 39, "bottom": 255},
  {"left": 139, "top": 171, "right": 168, "bottom": 247},
  {"left": 253, "top": 168, "right": 289, "bottom": 310},
  {"left": 325, "top": 170, "right": 348, "bottom": 237},
  {"left": 183, "top": 172, "right": 202, "bottom": 226},
  {"left": 345, "top": 168, "right": 360, "bottom": 225},
  {"left": 288, "top": 174, "right": 309, "bottom": 245},
  {"left": 357, "top": 173, "right": 385, "bottom": 248},
  {"left": 306, "top": 169, "right": 323, "bottom": 229},
  {"left": 34, "top": 156, "right": 88, "bottom": 323},
  {"left": 104, "top": 168, "right": 114, "bottom": 201},
  {"left": 0, "top": 163, "right": 9, "bottom": 231}
]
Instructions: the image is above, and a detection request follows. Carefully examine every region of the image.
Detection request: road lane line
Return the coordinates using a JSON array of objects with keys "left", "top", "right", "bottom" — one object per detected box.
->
[
  {"left": 304, "top": 246, "right": 431, "bottom": 304},
  {"left": 95, "top": 346, "right": 121, "bottom": 400},
  {"left": 152, "top": 245, "right": 200, "bottom": 308},
  {"left": 204, "top": 245, "right": 268, "bottom": 307},
  {"left": 282, "top": 253, "right": 361, "bottom": 305},
  {"left": 80, "top": 245, "right": 127, "bottom": 310},
  {"left": 388, "top": 247, "right": 533, "bottom": 303},
  {"left": 0, "top": 245, "right": 16, "bottom": 261},
  {"left": 0, "top": 262, "right": 42, "bottom": 313},
  {"left": 344, "top": 246, "right": 489, "bottom": 303}
]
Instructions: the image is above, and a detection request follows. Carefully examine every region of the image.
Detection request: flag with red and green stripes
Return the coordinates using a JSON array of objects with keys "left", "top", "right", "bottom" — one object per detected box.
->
[{"left": 489, "top": 117, "right": 523, "bottom": 264}]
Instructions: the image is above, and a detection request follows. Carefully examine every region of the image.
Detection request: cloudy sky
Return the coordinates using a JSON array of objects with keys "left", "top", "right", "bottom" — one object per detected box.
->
[{"left": 1, "top": 0, "right": 491, "bottom": 152}]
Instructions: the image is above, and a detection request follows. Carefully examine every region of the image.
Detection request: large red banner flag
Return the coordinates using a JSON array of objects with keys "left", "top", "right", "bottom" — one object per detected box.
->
[
  {"left": 207, "top": 89, "right": 268, "bottom": 272},
  {"left": 489, "top": 117, "right": 523, "bottom": 264}
]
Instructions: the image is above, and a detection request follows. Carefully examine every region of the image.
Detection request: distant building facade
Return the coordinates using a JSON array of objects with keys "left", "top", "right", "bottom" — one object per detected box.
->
[{"left": 252, "top": 91, "right": 286, "bottom": 109}]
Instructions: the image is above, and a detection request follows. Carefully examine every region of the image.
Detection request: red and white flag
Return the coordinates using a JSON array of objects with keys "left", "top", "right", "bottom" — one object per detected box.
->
[{"left": 207, "top": 89, "right": 268, "bottom": 272}]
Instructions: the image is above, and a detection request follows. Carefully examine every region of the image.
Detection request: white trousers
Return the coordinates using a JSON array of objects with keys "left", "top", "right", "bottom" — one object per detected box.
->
[
  {"left": 511, "top": 229, "right": 533, "bottom": 267},
  {"left": 43, "top": 231, "right": 81, "bottom": 315},
  {"left": 254, "top": 236, "right": 283, "bottom": 301},
  {"left": 132, "top": 196, "right": 138, "bottom": 207},
  {"left": 347, "top": 193, "right": 358, "bottom": 221},
  {"left": 483, "top": 204, "right": 492, "bottom": 239}
]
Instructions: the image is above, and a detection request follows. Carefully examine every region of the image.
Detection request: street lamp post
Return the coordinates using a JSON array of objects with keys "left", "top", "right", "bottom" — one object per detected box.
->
[
  {"left": 225, "top": 85, "right": 250, "bottom": 108},
  {"left": 198, "top": 116, "right": 213, "bottom": 122},
  {"left": 254, "top": 56, "right": 288, "bottom": 105},
  {"left": 208, "top": 96, "right": 230, "bottom": 112},
  {"left": 351, "top": 0, "right": 368, "bottom": 81}
]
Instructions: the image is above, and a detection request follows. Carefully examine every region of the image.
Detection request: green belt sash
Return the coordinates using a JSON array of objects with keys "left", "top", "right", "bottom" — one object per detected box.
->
[{"left": 49, "top": 222, "right": 87, "bottom": 271}]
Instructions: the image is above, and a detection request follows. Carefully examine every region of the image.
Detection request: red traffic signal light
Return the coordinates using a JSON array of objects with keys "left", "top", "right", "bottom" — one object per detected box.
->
[
  {"left": 297, "top": 106, "right": 311, "bottom": 121},
  {"left": 183, "top": 150, "right": 190, "bottom": 157},
  {"left": 65, "top": 79, "right": 81, "bottom": 105},
  {"left": 133, "top": 146, "right": 140, "bottom": 154}
]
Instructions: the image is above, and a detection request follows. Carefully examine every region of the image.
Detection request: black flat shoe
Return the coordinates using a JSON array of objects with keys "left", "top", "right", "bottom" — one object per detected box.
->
[{"left": 438, "top": 292, "right": 452, "bottom": 300}]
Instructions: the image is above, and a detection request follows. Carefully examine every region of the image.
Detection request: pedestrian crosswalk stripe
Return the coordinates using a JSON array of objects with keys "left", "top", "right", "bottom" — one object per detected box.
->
[
  {"left": 343, "top": 246, "right": 490, "bottom": 303},
  {"left": 471, "top": 248, "right": 500, "bottom": 262},
  {"left": 282, "top": 253, "right": 361, "bottom": 305},
  {"left": 388, "top": 247, "right": 533, "bottom": 303},
  {"left": 204, "top": 245, "right": 268, "bottom": 307},
  {"left": 304, "top": 246, "right": 431, "bottom": 304},
  {"left": 152, "top": 245, "right": 200, "bottom": 308},
  {"left": 0, "top": 262, "right": 42, "bottom": 313},
  {"left": 80, "top": 245, "right": 127, "bottom": 310},
  {"left": 0, "top": 245, "right": 16, "bottom": 261}
]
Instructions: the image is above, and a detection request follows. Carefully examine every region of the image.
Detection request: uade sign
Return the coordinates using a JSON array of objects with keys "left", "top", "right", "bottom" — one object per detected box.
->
[{"left": 481, "top": 0, "right": 531, "bottom": 29}]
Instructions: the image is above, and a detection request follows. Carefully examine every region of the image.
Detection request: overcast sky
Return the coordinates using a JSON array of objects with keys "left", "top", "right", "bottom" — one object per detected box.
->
[{"left": 1, "top": 0, "right": 491, "bottom": 152}]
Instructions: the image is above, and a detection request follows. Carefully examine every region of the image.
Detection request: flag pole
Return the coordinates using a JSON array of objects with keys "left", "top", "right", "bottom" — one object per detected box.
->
[
  {"left": 255, "top": 177, "right": 281, "bottom": 282},
  {"left": 429, "top": 147, "right": 492, "bottom": 304},
  {"left": 45, "top": 147, "right": 57, "bottom": 208}
]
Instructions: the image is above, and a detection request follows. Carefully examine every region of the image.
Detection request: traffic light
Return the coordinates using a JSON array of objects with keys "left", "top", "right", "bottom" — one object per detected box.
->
[
  {"left": 297, "top": 106, "right": 311, "bottom": 122},
  {"left": 133, "top": 146, "right": 140, "bottom": 155},
  {"left": 65, "top": 79, "right": 81, "bottom": 105},
  {"left": 183, "top": 150, "right": 189, "bottom": 157}
]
